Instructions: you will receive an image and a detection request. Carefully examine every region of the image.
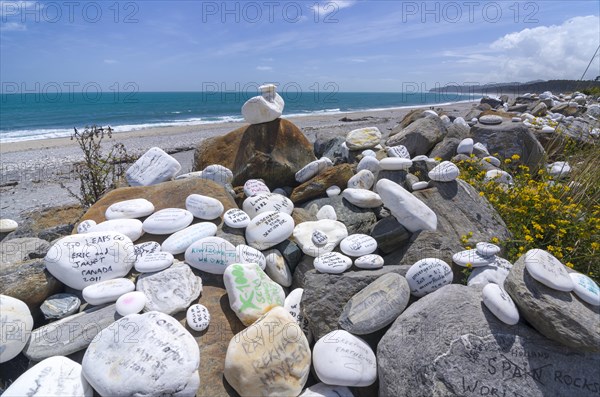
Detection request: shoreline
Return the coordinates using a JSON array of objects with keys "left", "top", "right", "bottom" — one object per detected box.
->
[{"left": 0, "top": 101, "right": 477, "bottom": 223}]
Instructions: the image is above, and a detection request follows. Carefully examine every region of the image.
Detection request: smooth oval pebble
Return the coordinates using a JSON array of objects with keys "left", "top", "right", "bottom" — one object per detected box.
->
[
  {"left": 142, "top": 208, "right": 194, "bottom": 235},
  {"left": 379, "top": 157, "right": 412, "bottom": 171},
  {"left": 245, "top": 211, "right": 295, "bottom": 250},
  {"left": 1, "top": 356, "right": 92, "bottom": 397},
  {"left": 223, "top": 208, "right": 251, "bottom": 228},
  {"left": 295, "top": 158, "right": 333, "bottom": 183},
  {"left": 186, "top": 304, "right": 211, "bottom": 331},
  {"left": 386, "top": 145, "right": 410, "bottom": 159},
  {"left": 428, "top": 161, "right": 460, "bottom": 182},
  {"left": 412, "top": 181, "right": 429, "bottom": 191},
  {"left": 77, "top": 219, "right": 96, "bottom": 233},
  {"left": 482, "top": 156, "right": 501, "bottom": 167},
  {"left": 185, "top": 236, "right": 236, "bottom": 274},
  {"left": 326, "top": 185, "right": 341, "bottom": 197},
  {"left": 134, "top": 241, "right": 161, "bottom": 257},
  {"left": 135, "top": 251, "right": 174, "bottom": 273},
  {"left": 476, "top": 242, "right": 501, "bottom": 256},
  {"left": 456, "top": 138, "right": 474, "bottom": 155},
  {"left": 236, "top": 244, "right": 267, "bottom": 270},
  {"left": 186, "top": 194, "right": 224, "bottom": 220},
  {"left": 347, "top": 170, "right": 375, "bottom": 190},
  {"left": 264, "top": 249, "right": 293, "bottom": 287},
  {"left": 242, "top": 192, "right": 294, "bottom": 219},
  {"left": 405, "top": 258, "right": 453, "bottom": 297},
  {"left": 0, "top": 219, "right": 18, "bottom": 233},
  {"left": 82, "top": 278, "right": 135, "bottom": 305},
  {"left": 485, "top": 169, "right": 513, "bottom": 185},
  {"left": 354, "top": 254, "right": 384, "bottom": 269},
  {"left": 314, "top": 252, "right": 352, "bottom": 274},
  {"left": 115, "top": 291, "right": 146, "bottom": 316},
  {"left": 524, "top": 249, "right": 574, "bottom": 292},
  {"left": 482, "top": 283, "right": 520, "bottom": 325},
  {"left": 346, "top": 127, "right": 381, "bottom": 150},
  {"left": 340, "top": 234, "right": 378, "bottom": 257},
  {"left": 356, "top": 156, "right": 380, "bottom": 173},
  {"left": 243, "top": 179, "right": 270, "bottom": 197},
  {"left": 293, "top": 220, "right": 348, "bottom": 257},
  {"left": 452, "top": 249, "right": 496, "bottom": 267},
  {"left": 342, "top": 188, "right": 382, "bottom": 209},
  {"left": 88, "top": 219, "right": 144, "bottom": 242},
  {"left": 105, "top": 198, "right": 155, "bottom": 220},
  {"left": 161, "top": 222, "right": 218, "bottom": 254},
  {"left": 312, "top": 230, "right": 328, "bottom": 246},
  {"left": 479, "top": 114, "right": 503, "bottom": 125},
  {"left": 40, "top": 293, "right": 80, "bottom": 319},
  {"left": 376, "top": 179, "right": 437, "bottom": 232},
  {"left": 316, "top": 205, "right": 337, "bottom": 220},
  {"left": 361, "top": 149, "right": 376, "bottom": 157},
  {"left": 313, "top": 330, "right": 377, "bottom": 387},
  {"left": 0, "top": 295, "right": 33, "bottom": 363},
  {"left": 569, "top": 273, "right": 600, "bottom": 306}
]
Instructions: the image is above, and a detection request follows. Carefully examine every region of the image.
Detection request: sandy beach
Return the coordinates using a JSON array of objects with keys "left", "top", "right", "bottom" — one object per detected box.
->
[{"left": 0, "top": 102, "right": 476, "bottom": 223}]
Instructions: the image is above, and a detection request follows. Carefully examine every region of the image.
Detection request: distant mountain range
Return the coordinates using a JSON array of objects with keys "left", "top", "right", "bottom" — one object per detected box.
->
[{"left": 429, "top": 80, "right": 600, "bottom": 95}]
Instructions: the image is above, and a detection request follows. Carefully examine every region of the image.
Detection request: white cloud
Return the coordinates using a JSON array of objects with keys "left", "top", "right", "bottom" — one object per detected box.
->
[
  {"left": 310, "top": 0, "right": 356, "bottom": 15},
  {"left": 478, "top": 16, "right": 599, "bottom": 81},
  {"left": 0, "top": 21, "right": 26, "bottom": 31},
  {"left": 256, "top": 65, "right": 273, "bottom": 71},
  {"left": 103, "top": 59, "right": 118, "bottom": 64}
]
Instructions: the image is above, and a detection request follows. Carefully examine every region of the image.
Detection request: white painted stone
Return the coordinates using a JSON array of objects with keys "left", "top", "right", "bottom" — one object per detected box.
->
[
  {"left": 88, "top": 219, "right": 144, "bottom": 242},
  {"left": 2, "top": 356, "right": 92, "bottom": 397},
  {"left": 185, "top": 236, "right": 236, "bottom": 274},
  {"left": 467, "top": 257, "right": 513, "bottom": 287},
  {"left": 356, "top": 156, "right": 380, "bottom": 173},
  {"left": 311, "top": 230, "right": 328, "bottom": 246},
  {"left": 293, "top": 219, "right": 348, "bottom": 257},
  {"left": 314, "top": 252, "right": 353, "bottom": 274},
  {"left": 452, "top": 249, "right": 496, "bottom": 267},
  {"left": 299, "top": 383, "right": 353, "bottom": 397},
  {"left": 142, "top": 208, "right": 194, "bottom": 235},
  {"left": 77, "top": 219, "right": 96, "bottom": 233},
  {"left": 0, "top": 219, "right": 18, "bottom": 233},
  {"left": 223, "top": 208, "right": 251, "bottom": 228},
  {"left": 187, "top": 304, "right": 211, "bottom": 331},
  {"left": 457, "top": 138, "right": 474, "bottom": 155},
  {"left": 479, "top": 115, "right": 503, "bottom": 125},
  {"left": 412, "top": 181, "right": 429, "bottom": 191},
  {"left": 326, "top": 185, "right": 341, "bottom": 197},
  {"left": 115, "top": 291, "right": 146, "bottom": 316},
  {"left": 242, "top": 192, "right": 294, "bottom": 219},
  {"left": 386, "top": 145, "right": 410, "bottom": 159},
  {"left": 45, "top": 232, "right": 136, "bottom": 290},
  {"left": 485, "top": 169, "right": 513, "bottom": 185},
  {"left": 134, "top": 241, "right": 160, "bottom": 257},
  {"left": 428, "top": 161, "right": 460, "bottom": 182},
  {"left": 524, "top": 249, "right": 574, "bottom": 292},
  {"left": 105, "top": 198, "right": 155, "bottom": 220},
  {"left": 405, "top": 258, "right": 453, "bottom": 297},
  {"left": 161, "top": 222, "right": 218, "bottom": 255},
  {"left": 482, "top": 156, "right": 501, "bottom": 167},
  {"left": 362, "top": 149, "right": 376, "bottom": 157},
  {"left": 243, "top": 179, "right": 270, "bottom": 197},
  {"left": 482, "top": 283, "right": 520, "bottom": 325},
  {"left": 198, "top": 164, "right": 233, "bottom": 184},
  {"left": 454, "top": 117, "right": 469, "bottom": 127},
  {"left": 570, "top": 273, "right": 600, "bottom": 306},
  {"left": 242, "top": 84, "right": 285, "bottom": 124},
  {"left": 295, "top": 158, "right": 333, "bottom": 183},
  {"left": 347, "top": 169, "right": 375, "bottom": 190},
  {"left": 346, "top": 127, "right": 382, "bottom": 150},
  {"left": 236, "top": 244, "right": 267, "bottom": 269},
  {"left": 82, "top": 311, "right": 199, "bottom": 396},
  {"left": 376, "top": 179, "right": 437, "bottom": 232},
  {"left": 476, "top": 242, "right": 501, "bottom": 256},
  {"left": 473, "top": 142, "right": 489, "bottom": 155},
  {"left": 126, "top": 147, "right": 181, "bottom": 187},
  {"left": 135, "top": 251, "right": 174, "bottom": 273},
  {"left": 340, "top": 234, "right": 378, "bottom": 257},
  {"left": 379, "top": 158, "right": 412, "bottom": 171},
  {"left": 316, "top": 205, "right": 337, "bottom": 221},
  {"left": 186, "top": 194, "right": 224, "bottom": 220},
  {"left": 0, "top": 295, "right": 33, "bottom": 363},
  {"left": 82, "top": 278, "right": 135, "bottom": 306},
  {"left": 284, "top": 288, "right": 312, "bottom": 342},
  {"left": 440, "top": 115, "right": 451, "bottom": 124},
  {"left": 354, "top": 254, "right": 384, "bottom": 269},
  {"left": 541, "top": 126, "right": 555, "bottom": 133},
  {"left": 411, "top": 155, "right": 429, "bottom": 162},
  {"left": 313, "top": 330, "right": 377, "bottom": 387},
  {"left": 547, "top": 161, "right": 571, "bottom": 178},
  {"left": 245, "top": 211, "right": 295, "bottom": 250},
  {"left": 137, "top": 262, "right": 202, "bottom": 315},
  {"left": 263, "top": 248, "right": 292, "bottom": 287},
  {"left": 342, "top": 188, "right": 382, "bottom": 209},
  {"left": 512, "top": 117, "right": 521, "bottom": 122},
  {"left": 223, "top": 263, "right": 285, "bottom": 325}
]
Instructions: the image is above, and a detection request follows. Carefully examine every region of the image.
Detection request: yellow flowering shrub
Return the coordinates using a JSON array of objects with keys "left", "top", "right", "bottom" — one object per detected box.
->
[{"left": 456, "top": 142, "right": 600, "bottom": 283}]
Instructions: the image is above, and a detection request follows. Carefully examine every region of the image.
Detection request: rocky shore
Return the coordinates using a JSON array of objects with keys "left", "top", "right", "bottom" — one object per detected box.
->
[{"left": 1, "top": 91, "right": 599, "bottom": 396}]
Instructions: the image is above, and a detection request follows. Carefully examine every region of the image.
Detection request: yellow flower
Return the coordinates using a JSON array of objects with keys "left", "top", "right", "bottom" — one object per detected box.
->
[
  {"left": 466, "top": 262, "right": 473, "bottom": 269},
  {"left": 479, "top": 192, "right": 485, "bottom": 197},
  {"left": 511, "top": 154, "right": 521, "bottom": 161},
  {"left": 491, "top": 237, "right": 499, "bottom": 244}
]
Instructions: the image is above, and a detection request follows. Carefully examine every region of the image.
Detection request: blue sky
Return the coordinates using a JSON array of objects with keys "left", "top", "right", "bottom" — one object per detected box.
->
[{"left": 1, "top": 0, "right": 599, "bottom": 92}]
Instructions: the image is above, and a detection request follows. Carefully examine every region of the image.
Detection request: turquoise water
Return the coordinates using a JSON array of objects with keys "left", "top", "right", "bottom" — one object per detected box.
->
[{"left": 0, "top": 91, "right": 477, "bottom": 143}]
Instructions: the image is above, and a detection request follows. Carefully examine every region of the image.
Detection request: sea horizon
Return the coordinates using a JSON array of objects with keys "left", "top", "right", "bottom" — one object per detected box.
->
[{"left": 0, "top": 91, "right": 479, "bottom": 143}]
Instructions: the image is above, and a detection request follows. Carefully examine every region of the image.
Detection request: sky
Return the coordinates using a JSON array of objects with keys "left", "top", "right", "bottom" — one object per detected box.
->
[{"left": 1, "top": 0, "right": 599, "bottom": 93}]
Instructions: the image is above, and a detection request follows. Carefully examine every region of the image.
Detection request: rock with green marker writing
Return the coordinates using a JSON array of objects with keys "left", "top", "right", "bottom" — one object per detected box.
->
[{"left": 224, "top": 263, "right": 285, "bottom": 326}]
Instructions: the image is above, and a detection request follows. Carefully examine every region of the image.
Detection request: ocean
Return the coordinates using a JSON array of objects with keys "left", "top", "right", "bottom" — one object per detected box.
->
[{"left": 0, "top": 91, "right": 478, "bottom": 143}]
